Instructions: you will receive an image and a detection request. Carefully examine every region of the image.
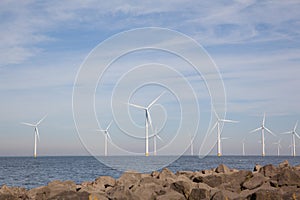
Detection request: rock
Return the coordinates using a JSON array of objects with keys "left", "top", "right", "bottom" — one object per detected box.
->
[
  {"left": 250, "top": 189, "right": 281, "bottom": 200},
  {"left": 278, "top": 160, "right": 289, "bottom": 168},
  {"left": 155, "top": 189, "right": 186, "bottom": 200},
  {"left": 158, "top": 168, "right": 177, "bottom": 182},
  {"left": 275, "top": 168, "right": 300, "bottom": 187},
  {"left": 294, "top": 164, "right": 300, "bottom": 171},
  {"left": 48, "top": 191, "right": 90, "bottom": 200},
  {"left": 242, "top": 173, "right": 266, "bottom": 190},
  {"left": 222, "top": 170, "right": 253, "bottom": 193},
  {"left": 117, "top": 172, "right": 142, "bottom": 189},
  {"left": 176, "top": 171, "right": 195, "bottom": 179},
  {"left": 188, "top": 188, "right": 210, "bottom": 200},
  {"left": 281, "top": 187, "right": 300, "bottom": 200},
  {"left": 47, "top": 180, "right": 77, "bottom": 198},
  {"left": 215, "top": 164, "right": 230, "bottom": 173},
  {"left": 253, "top": 164, "right": 262, "bottom": 172},
  {"left": 0, "top": 185, "right": 28, "bottom": 200},
  {"left": 259, "top": 164, "right": 278, "bottom": 178},
  {"left": 93, "top": 176, "right": 116, "bottom": 191},
  {"left": 28, "top": 186, "right": 50, "bottom": 200},
  {"left": 211, "top": 190, "right": 239, "bottom": 200},
  {"left": 194, "top": 174, "right": 223, "bottom": 188},
  {"left": 107, "top": 185, "right": 139, "bottom": 200},
  {"left": 201, "top": 169, "right": 214, "bottom": 175},
  {"left": 170, "top": 180, "right": 192, "bottom": 199}
]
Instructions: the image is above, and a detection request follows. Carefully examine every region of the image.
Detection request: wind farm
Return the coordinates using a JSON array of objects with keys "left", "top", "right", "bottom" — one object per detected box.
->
[{"left": 281, "top": 121, "right": 300, "bottom": 157}]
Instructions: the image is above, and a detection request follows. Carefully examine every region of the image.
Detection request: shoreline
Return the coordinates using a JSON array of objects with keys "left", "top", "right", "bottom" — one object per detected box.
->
[{"left": 0, "top": 160, "right": 299, "bottom": 199}]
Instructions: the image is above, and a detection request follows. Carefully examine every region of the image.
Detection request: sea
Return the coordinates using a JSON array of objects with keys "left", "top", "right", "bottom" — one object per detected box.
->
[{"left": 0, "top": 156, "right": 300, "bottom": 189}]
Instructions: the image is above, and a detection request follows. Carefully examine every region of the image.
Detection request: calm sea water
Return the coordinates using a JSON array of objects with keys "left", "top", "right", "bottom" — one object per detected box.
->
[{"left": 0, "top": 156, "right": 300, "bottom": 189}]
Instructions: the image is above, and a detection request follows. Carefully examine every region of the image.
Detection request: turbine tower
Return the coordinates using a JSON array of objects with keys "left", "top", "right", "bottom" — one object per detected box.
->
[
  {"left": 153, "top": 127, "right": 163, "bottom": 156},
  {"left": 273, "top": 140, "right": 281, "bottom": 156},
  {"left": 281, "top": 121, "right": 300, "bottom": 157},
  {"left": 21, "top": 115, "right": 47, "bottom": 158},
  {"left": 250, "top": 113, "right": 275, "bottom": 156},
  {"left": 129, "top": 92, "right": 165, "bottom": 156},
  {"left": 97, "top": 121, "right": 113, "bottom": 156},
  {"left": 211, "top": 110, "right": 238, "bottom": 157}
]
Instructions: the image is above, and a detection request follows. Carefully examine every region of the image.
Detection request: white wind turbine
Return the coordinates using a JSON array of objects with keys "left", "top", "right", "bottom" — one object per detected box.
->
[
  {"left": 211, "top": 110, "right": 238, "bottom": 157},
  {"left": 242, "top": 138, "right": 246, "bottom": 156},
  {"left": 273, "top": 140, "right": 281, "bottom": 156},
  {"left": 250, "top": 113, "right": 275, "bottom": 156},
  {"left": 21, "top": 115, "right": 47, "bottom": 158},
  {"left": 129, "top": 92, "right": 165, "bottom": 156},
  {"left": 153, "top": 127, "right": 163, "bottom": 156},
  {"left": 281, "top": 121, "right": 300, "bottom": 157},
  {"left": 97, "top": 121, "right": 113, "bottom": 156}
]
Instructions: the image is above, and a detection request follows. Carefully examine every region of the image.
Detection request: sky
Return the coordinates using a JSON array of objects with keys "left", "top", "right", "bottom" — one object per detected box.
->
[{"left": 1, "top": 0, "right": 300, "bottom": 157}]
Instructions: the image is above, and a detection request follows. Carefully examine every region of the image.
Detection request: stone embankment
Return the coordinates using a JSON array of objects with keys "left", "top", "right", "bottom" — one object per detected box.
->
[{"left": 1, "top": 160, "right": 300, "bottom": 200}]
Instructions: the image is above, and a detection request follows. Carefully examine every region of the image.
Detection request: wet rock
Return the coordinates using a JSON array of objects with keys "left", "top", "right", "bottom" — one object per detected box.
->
[
  {"left": 215, "top": 164, "right": 230, "bottom": 173},
  {"left": 242, "top": 173, "right": 266, "bottom": 190},
  {"left": 278, "top": 160, "right": 289, "bottom": 168}
]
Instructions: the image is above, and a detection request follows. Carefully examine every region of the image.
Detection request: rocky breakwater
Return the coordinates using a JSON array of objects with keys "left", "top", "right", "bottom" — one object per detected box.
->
[{"left": 1, "top": 160, "right": 300, "bottom": 200}]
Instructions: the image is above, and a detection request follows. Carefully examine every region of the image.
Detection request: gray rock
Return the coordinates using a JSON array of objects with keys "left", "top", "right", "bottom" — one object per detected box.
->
[
  {"left": 259, "top": 164, "right": 278, "bottom": 178},
  {"left": 222, "top": 170, "right": 253, "bottom": 193},
  {"left": 242, "top": 173, "right": 266, "bottom": 190},
  {"left": 170, "top": 180, "right": 192, "bottom": 199},
  {"left": 188, "top": 188, "right": 210, "bottom": 200},
  {"left": 215, "top": 164, "right": 230, "bottom": 173}
]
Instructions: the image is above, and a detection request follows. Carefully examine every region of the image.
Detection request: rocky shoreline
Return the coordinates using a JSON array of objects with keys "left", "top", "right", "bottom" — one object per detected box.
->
[{"left": 1, "top": 160, "right": 300, "bottom": 200}]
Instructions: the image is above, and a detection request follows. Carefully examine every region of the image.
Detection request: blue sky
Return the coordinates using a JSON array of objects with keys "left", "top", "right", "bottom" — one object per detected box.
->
[{"left": 1, "top": 0, "right": 300, "bottom": 157}]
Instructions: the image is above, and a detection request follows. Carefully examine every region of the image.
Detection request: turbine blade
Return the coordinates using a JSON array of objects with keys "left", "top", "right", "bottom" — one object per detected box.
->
[
  {"left": 281, "top": 131, "right": 292, "bottom": 135},
  {"left": 250, "top": 127, "right": 261, "bottom": 133},
  {"left": 209, "top": 122, "right": 218, "bottom": 134},
  {"left": 156, "top": 135, "right": 163, "bottom": 141},
  {"left": 106, "top": 120, "right": 113, "bottom": 131},
  {"left": 37, "top": 115, "right": 47, "bottom": 126},
  {"left": 221, "top": 137, "right": 231, "bottom": 140},
  {"left": 107, "top": 132, "right": 112, "bottom": 141},
  {"left": 148, "top": 92, "right": 165, "bottom": 108},
  {"left": 295, "top": 131, "right": 300, "bottom": 139},
  {"left": 128, "top": 103, "right": 146, "bottom": 109},
  {"left": 294, "top": 121, "right": 298, "bottom": 132},
  {"left": 21, "top": 122, "right": 35, "bottom": 127},
  {"left": 265, "top": 127, "right": 276, "bottom": 137},
  {"left": 219, "top": 119, "right": 239, "bottom": 123},
  {"left": 147, "top": 110, "right": 153, "bottom": 132}
]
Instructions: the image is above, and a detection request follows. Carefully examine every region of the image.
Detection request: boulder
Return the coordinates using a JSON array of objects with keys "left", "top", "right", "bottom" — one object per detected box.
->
[
  {"left": 253, "top": 164, "right": 262, "bottom": 172},
  {"left": 259, "top": 164, "right": 278, "bottom": 178},
  {"left": 193, "top": 174, "right": 223, "bottom": 188},
  {"left": 211, "top": 190, "right": 239, "bottom": 200},
  {"left": 158, "top": 168, "right": 177, "bottom": 182},
  {"left": 275, "top": 168, "right": 300, "bottom": 187},
  {"left": 117, "top": 172, "right": 142, "bottom": 189},
  {"left": 278, "top": 160, "right": 289, "bottom": 168},
  {"left": 242, "top": 173, "right": 266, "bottom": 190},
  {"left": 170, "top": 180, "right": 192, "bottom": 199},
  {"left": 188, "top": 187, "right": 210, "bottom": 200},
  {"left": 48, "top": 191, "right": 90, "bottom": 200},
  {"left": 0, "top": 185, "right": 28, "bottom": 200},
  {"left": 155, "top": 189, "right": 186, "bottom": 200},
  {"left": 107, "top": 185, "right": 139, "bottom": 200},
  {"left": 215, "top": 164, "right": 230, "bottom": 173},
  {"left": 93, "top": 176, "right": 116, "bottom": 191},
  {"left": 250, "top": 189, "right": 281, "bottom": 200},
  {"left": 28, "top": 186, "right": 50, "bottom": 200},
  {"left": 222, "top": 170, "right": 253, "bottom": 193},
  {"left": 47, "top": 180, "right": 77, "bottom": 198}
]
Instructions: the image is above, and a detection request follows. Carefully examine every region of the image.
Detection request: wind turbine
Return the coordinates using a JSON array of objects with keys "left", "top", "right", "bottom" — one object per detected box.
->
[
  {"left": 273, "top": 140, "right": 281, "bottom": 156},
  {"left": 242, "top": 139, "right": 245, "bottom": 156},
  {"left": 129, "top": 92, "right": 165, "bottom": 156},
  {"left": 281, "top": 121, "right": 300, "bottom": 157},
  {"left": 97, "top": 121, "right": 113, "bottom": 156},
  {"left": 250, "top": 113, "right": 275, "bottom": 156},
  {"left": 210, "top": 110, "right": 238, "bottom": 157},
  {"left": 21, "top": 115, "right": 47, "bottom": 158},
  {"left": 153, "top": 127, "right": 163, "bottom": 156},
  {"left": 190, "top": 134, "right": 194, "bottom": 156}
]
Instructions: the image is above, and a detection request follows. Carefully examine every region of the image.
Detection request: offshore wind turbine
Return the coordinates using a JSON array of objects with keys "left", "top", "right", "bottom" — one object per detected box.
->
[
  {"left": 21, "top": 115, "right": 47, "bottom": 158},
  {"left": 250, "top": 113, "right": 275, "bottom": 156},
  {"left": 273, "top": 140, "right": 281, "bottom": 156},
  {"left": 211, "top": 110, "right": 238, "bottom": 157},
  {"left": 97, "top": 121, "right": 113, "bottom": 156},
  {"left": 281, "top": 121, "right": 300, "bottom": 157},
  {"left": 153, "top": 127, "right": 163, "bottom": 156},
  {"left": 129, "top": 92, "right": 165, "bottom": 156}
]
